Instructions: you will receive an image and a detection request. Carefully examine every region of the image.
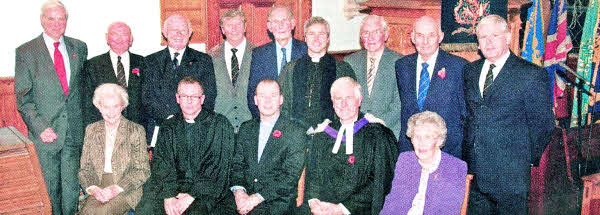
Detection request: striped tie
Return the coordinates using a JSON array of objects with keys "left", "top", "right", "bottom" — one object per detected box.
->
[
  {"left": 367, "top": 57, "right": 376, "bottom": 95},
  {"left": 116, "top": 56, "right": 126, "bottom": 88},
  {"left": 417, "top": 62, "right": 429, "bottom": 111},
  {"left": 483, "top": 64, "right": 496, "bottom": 97},
  {"left": 279, "top": 48, "right": 287, "bottom": 74}
]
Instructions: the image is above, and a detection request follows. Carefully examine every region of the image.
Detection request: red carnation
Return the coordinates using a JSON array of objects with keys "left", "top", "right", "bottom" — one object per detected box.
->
[
  {"left": 273, "top": 130, "right": 282, "bottom": 138},
  {"left": 348, "top": 156, "right": 355, "bottom": 165},
  {"left": 132, "top": 68, "right": 140, "bottom": 76},
  {"left": 437, "top": 68, "right": 446, "bottom": 79}
]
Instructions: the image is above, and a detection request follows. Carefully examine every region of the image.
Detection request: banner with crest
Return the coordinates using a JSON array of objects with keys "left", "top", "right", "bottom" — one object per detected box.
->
[{"left": 440, "top": 0, "right": 507, "bottom": 52}]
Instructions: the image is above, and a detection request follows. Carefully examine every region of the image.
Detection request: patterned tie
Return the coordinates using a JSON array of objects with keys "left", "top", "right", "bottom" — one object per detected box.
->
[
  {"left": 280, "top": 47, "right": 287, "bottom": 74},
  {"left": 53, "top": 42, "right": 68, "bottom": 96},
  {"left": 366, "top": 57, "right": 376, "bottom": 95},
  {"left": 483, "top": 64, "right": 496, "bottom": 97},
  {"left": 417, "top": 62, "right": 430, "bottom": 111},
  {"left": 116, "top": 56, "right": 126, "bottom": 88},
  {"left": 231, "top": 48, "right": 239, "bottom": 86},
  {"left": 172, "top": 52, "right": 180, "bottom": 70}
]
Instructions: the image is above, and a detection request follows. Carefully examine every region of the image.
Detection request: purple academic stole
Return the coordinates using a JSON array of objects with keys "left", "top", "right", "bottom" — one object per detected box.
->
[{"left": 324, "top": 118, "right": 369, "bottom": 141}]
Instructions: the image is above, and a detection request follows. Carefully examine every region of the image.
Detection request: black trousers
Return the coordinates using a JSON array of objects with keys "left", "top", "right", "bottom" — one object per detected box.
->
[{"left": 467, "top": 179, "right": 528, "bottom": 215}]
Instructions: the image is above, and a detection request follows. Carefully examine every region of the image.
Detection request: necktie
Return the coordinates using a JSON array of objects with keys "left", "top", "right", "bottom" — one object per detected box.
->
[
  {"left": 280, "top": 47, "right": 287, "bottom": 74},
  {"left": 417, "top": 62, "right": 430, "bottom": 111},
  {"left": 53, "top": 42, "right": 68, "bottom": 96},
  {"left": 367, "top": 57, "right": 376, "bottom": 95},
  {"left": 483, "top": 64, "right": 496, "bottom": 97},
  {"left": 172, "top": 52, "right": 180, "bottom": 70},
  {"left": 231, "top": 48, "right": 239, "bottom": 86},
  {"left": 116, "top": 56, "right": 126, "bottom": 88}
]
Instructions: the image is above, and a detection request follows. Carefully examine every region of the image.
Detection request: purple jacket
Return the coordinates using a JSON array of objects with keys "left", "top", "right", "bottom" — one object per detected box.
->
[{"left": 380, "top": 151, "right": 467, "bottom": 215}]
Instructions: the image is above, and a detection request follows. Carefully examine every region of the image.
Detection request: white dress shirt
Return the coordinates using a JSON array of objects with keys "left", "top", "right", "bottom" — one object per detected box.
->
[
  {"left": 415, "top": 49, "right": 439, "bottom": 97},
  {"left": 168, "top": 47, "right": 186, "bottom": 65},
  {"left": 407, "top": 150, "right": 442, "bottom": 215},
  {"left": 275, "top": 40, "right": 293, "bottom": 74},
  {"left": 43, "top": 33, "right": 72, "bottom": 85},
  {"left": 109, "top": 50, "right": 130, "bottom": 86},
  {"left": 224, "top": 39, "right": 247, "bottom": 80},
  {"left": 478, "top": 51, "right": 510, "bottom": 97}
]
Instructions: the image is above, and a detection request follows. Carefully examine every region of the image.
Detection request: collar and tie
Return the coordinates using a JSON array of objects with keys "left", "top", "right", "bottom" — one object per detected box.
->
[
  {"left": 53, "top": 42, "right": 68, "bottom": 96},
  {"left": 231, "top": 48, "right": 239, "bottom": 86},
  {"left": 417, "top": 62, "right": 430, "bottom": 111},
  {"left": 483, "top": 64, "right": 496, "bottom": 97},
  {"left": 116, "top": 56, "right": 126, "bottom": 88},
  {"left": 280, "top": 47, "right": 287, "bottom": 74},
  {"left": 367, "top": 57, "right": 377, "bottom": 95},
  {"left": 172, "top": 52, "right": 180, "bottom": 70}
]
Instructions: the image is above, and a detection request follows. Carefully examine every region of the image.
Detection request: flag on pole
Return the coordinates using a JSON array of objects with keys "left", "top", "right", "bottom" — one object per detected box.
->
[
  {"left": 570, "top": 0, "right": 599, "bottom": 127},
  {"left": 522, "top": 0, "right": 545, "bottom": 66},
  {"left": 587, "top": 11, "right": 600, "bottom": 119},
  {"left": 544, "top": 0, "right": 573, "bottom": 120}
]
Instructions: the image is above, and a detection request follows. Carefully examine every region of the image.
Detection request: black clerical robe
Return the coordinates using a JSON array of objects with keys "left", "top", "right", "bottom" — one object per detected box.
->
[
  {"left": 136, "top": 110, "right": 235, "bottom": 214},
  {"left": 303, "top": 115, "right": 398, "bottom": 215}
]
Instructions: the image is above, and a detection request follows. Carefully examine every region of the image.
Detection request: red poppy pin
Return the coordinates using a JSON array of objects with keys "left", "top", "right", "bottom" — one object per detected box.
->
[
  {"left": 348, "top": 156, "right": 355, "bottom": 165},
  {"left": 72, "top": 54, "right": 77, "bottom": 59},
  {"left": 188, "top": 62, "right": 193, "bottom": 66},
  {"left": 437, "top": 67, "right": 446, "bottom": 79},
  {"left": 132, "top": 68, "right": 140, "bottom": 76},
  {"left": 273, "top": 130, "right": 282, "bottom": 138}
]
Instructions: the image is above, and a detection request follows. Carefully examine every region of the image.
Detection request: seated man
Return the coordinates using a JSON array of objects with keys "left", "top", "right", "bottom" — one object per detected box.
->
[
  {"left": 303, "top": 77, "right": 398, "bottom": 215},
  {"left": 136, "top": 76, "right": 235, "bottom": 215},
  {"left": 229, "top": 79, "right": 307, "bottom": 214}
]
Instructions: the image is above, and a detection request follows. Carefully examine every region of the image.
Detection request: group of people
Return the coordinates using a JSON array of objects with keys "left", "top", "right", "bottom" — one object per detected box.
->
[{"left": 14, "top": 0, "right": 555, "bottom": 214}]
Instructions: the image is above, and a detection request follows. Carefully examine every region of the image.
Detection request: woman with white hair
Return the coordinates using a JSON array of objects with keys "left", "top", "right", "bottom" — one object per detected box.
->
[
  {"left": 380, "top": 111, "right": 467, "bottom": 215},
  {"left": 78, "top": 83, "right": 150, "bottom": 214}
]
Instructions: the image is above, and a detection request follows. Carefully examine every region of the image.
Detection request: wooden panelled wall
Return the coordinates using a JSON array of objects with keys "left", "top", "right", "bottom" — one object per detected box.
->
[{"left": 0, "top": 78, "right": 27, "bottom": 137}]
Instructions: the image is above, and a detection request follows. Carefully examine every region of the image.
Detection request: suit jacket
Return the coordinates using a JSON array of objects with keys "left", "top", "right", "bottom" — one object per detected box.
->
[
  {"left": 78, "top": 118, "right": 150, "bottom": 209},
  {"left": 231, "top": 117, "right": 307, "bottom": 214},
  {"left": 247, "top": 39, "right": 307, "bottom": 118},
  {"left": 380, "top": 151, "right": 467, "bottom": 215},
  {"left": 208, "top": 41, "right": 255, "bottom": 132},
  {"left": 142, "top": 47, "right": 216, "bottom": 126},
  {"left": 83, "top": 51, "right": 146, "bottom": 126},
  {"left": 15, "top": 34, "right": 87, "bottom": 151},
  {"left": 463, "top": 52, "right": 554, "bottom": 194},
  {"left": 344, "top": 47, "right": 403, "bottom": 139},
  {"left": 395, "top": 50, "right": 468, "bottom": 158}
]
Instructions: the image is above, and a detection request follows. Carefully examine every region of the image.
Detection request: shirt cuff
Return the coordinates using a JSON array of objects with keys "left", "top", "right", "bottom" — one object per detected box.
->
[
  {"left": 85, "top": 185, "right": 99, "bottom": 194},
  {"left": 255, "top": 193, "right": 264, "bottom": 202},
  {"left": 308, "top": 198, "right": 319, "bottom": 207},
  {"left": 230, "top": 186, "right": 247, "bottom": 194},
  {"left": 338, "top": 203, "right": 351, "bottom": 215}
]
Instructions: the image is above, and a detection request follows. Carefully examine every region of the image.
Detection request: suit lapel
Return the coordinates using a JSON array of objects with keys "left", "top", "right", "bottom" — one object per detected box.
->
[
  {"left": 99, "top": 52, "right": 118, "bottom": 83},
  {"left": 64, "top": 37, "right": 80, "bottom": 90},
  {"left": 267, "top": 43, "right": 278, "bottom": 78},
  {"left": 248, "top": 120, "right": 260, "bottom": 164},
  {"left": 95, "top": 122, "right": 107, "bottom": 173},
  {"left": 355, "top": 51, "right": 370, "bottom": 100},
  {"left": 426, "top": 51, "right": 446, "bottom": 107},
  {"left": 128, "top": 53, "right": 143, "bottom": 90},
  {"left": 258, "top": 118, "right": 283, "bottom": 163},
  {"left": 34, "top": 35, "right": 65, "bottom": 99},
  {"left": 471, "top": 60, "right": 485, "bottom": 100},
  {"left": 405, "top": 55, "right": 419, "bottom": 105},
  {"left": 215, "top": 44, "right": 236, "bottom": 95},
  {"left": 484, "top": 54, "right": 516, "bottom": 100}
]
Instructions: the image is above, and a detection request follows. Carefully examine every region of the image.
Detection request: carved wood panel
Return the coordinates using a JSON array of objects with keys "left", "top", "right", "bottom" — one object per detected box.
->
[{"left": 160, "top": 0, "right": 208, "bottom": 45}]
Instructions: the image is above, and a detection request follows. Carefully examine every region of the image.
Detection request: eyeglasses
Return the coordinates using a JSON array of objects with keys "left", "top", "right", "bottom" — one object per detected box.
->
[{"left": 178, "top": 94, "right": 203, "bottom": 101}]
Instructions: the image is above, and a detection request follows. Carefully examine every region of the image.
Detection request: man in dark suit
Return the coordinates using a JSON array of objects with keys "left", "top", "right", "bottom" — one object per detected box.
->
[
  {"left": 464, "top": 15, "right": 554, "bottom": 214},
  {"left": 345, "top": 15, "right": 403, "bottom": 139},
  {"left": 247, "top": 5, "right": 307, "bottom": 118},
  {"left": 84, "top": 22, "right": 146, "bottom": 126},
  {"left": 142, "top": 14, "right": 216, "bottom": 146},
  {"left": 208, "top": 9, "right": 255, "bottom": 133},
  {"left": 395, "top": 16, "right": 468, "bottom": 158},
  {"left": 229, "top": 79, "right": 306, "bottom": 214},
  {"left": 14, "top": 1, "right": 87, "bottom": 214}
]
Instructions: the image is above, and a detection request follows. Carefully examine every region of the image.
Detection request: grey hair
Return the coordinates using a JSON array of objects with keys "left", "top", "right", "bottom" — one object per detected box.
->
[
  {"left": 330, "top": 77, "right": 362, "bottom": 99},
  {"left": 163, "top": 14, "right": 192, "bottom": 33},
  {"left": 406, "top": 111, "right": 447, "bottom": 147},
  {"left": 268, "top": 5, "right": 294, "bottom": 21},
  {"left": 476, "top": 14, "right": 509, "bottom": 35},
  {"left": 177, "top": 76, "right": 204, "bottom": 94},
  {"left": 219, "top": 9, "right": 247, "bottom": 26},
  {"left": 304, "top": 16, "right": 330, "bottom": 36},
  {"left": 93, "top": 83, "right": 129, "bottom": 110},
  {"left": 361, "top": 15, "right": 389, "bottom": 32},
  {"left": 41, "top": 0, "right": 68, "bottom": 18}
]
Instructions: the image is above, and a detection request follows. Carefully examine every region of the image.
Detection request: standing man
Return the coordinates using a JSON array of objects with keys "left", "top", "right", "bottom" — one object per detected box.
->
[
  {"left": 278, "top": 16, "right": 355, "bottom": 128},
  {"left": 136, "top": 77, "right": 235, "bottom": 214},
  {"left": 303, "top": 77, "right": 398, "bottom": 215},
  {"left": 395, "top": 16, "right": 468, "bottom": 158},
  {"left": 229, "top": 79, "right": 307, "bottom": 214},
  {"left": 208, "top": 9, "right": 255, "bottom": 133},
  {"left": 344, "top": 15, "right": 403, "bottom": 139},
  {"left": 84, "top": 22, "right": 146, "bottom": 126},
  {"left": 247, "top": 5, "right": 307, "bottom": 118},
  {"left": 464, "top": 15, "right": 554, "bottom": 214},
  {"left": 14, "top": 1, "right": 87, "bottom": 214},
  {"left": 143, "top": 14, "right": 216, "bottom": 145}
]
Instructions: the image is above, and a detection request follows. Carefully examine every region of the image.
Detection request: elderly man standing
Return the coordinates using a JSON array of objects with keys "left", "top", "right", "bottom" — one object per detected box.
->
[
  {"left": 395, "top": 16, "right": 468, "bottom": 158},
  {"left": 208, "top": 9, "right": 255, "bottom": 133},
  {"left": 84, "top": 22, "right": 146, "bottom": 126},
  {"left": 247, "top": 5, "right": 307, "bottom": 118},
  {"left": 142, "top": 14, "right": 216, "bottom": 145},
  {"left": 14, "top": 1, "right": 87, "bottom": 214},
  {"left": 228, "top": 79, "right": 307, "bottom": 214},
  {"left": 344, "top": 15, "right": 403, "bottom": 140},
  {"left": 463, "top": 15, "right": 554, "bottom": 214},
  {"left": 278, "top": 16, "right": 355, "bottom": 128},
  {"left": 136, "top": 76, "right": 235, "bottom": 215},
  {"left": 303, "top": 77, "right": 398, "bottom": 215}
]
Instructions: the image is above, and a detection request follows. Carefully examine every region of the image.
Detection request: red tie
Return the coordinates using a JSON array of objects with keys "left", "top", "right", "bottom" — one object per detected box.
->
[{"left": 53, "top": 42, "right": 68, "bottom": 96}]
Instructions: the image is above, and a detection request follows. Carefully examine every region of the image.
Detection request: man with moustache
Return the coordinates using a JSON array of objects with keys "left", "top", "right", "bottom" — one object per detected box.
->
[
  {"left": 247, "top": 5, "right": 307, "bottom": 118},
  {"left": 395, "top": 16, "right": 468, "bottom": 158},
  {"left": 84, "top": 22, "right": 146, "bottom": 126},
  {"left": 277, "top": 16, "right": 355, "bottom": 128},
  {"left": 14, "top": 1, "right": 87, "bottom": 214},
  {"left": 344, "top": 15, "right": 403, "bottom": 140},
  {"left": 208, "top": 9, "right": 255, "bottom": 133}
]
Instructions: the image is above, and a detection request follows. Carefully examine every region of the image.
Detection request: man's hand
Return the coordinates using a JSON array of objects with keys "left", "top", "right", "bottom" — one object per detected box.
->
[
  {"left": 164, "top": 197, "right": 179, "bottom": 215},
  {"left": 234, "top": 190, "right": 251, "bottom": 214},
  {"left": 310, "top": 200, "right": 344, "bottom": 215},
  {"left": 39, "top": 127, "right": 58, "bottom": 143},
  {"left": 175, "top": 193, "right": 195, "bottom": 214}
]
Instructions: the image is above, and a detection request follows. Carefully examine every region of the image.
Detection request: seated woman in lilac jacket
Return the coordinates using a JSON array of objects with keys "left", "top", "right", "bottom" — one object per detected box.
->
[{"left": 380, "top": 111, "right": 467, "bottom": 215}]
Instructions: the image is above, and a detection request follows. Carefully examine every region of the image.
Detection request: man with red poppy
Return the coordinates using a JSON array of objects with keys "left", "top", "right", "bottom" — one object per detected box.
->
[
  {"left": 303, "top": 77, "right": 398, "bottom": 215},
  {"left": 227, "top": 79, "right": 307, "bottom": 214},
  {"left": 136, "top": 76, "right": 235, "bottom": 214}
]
